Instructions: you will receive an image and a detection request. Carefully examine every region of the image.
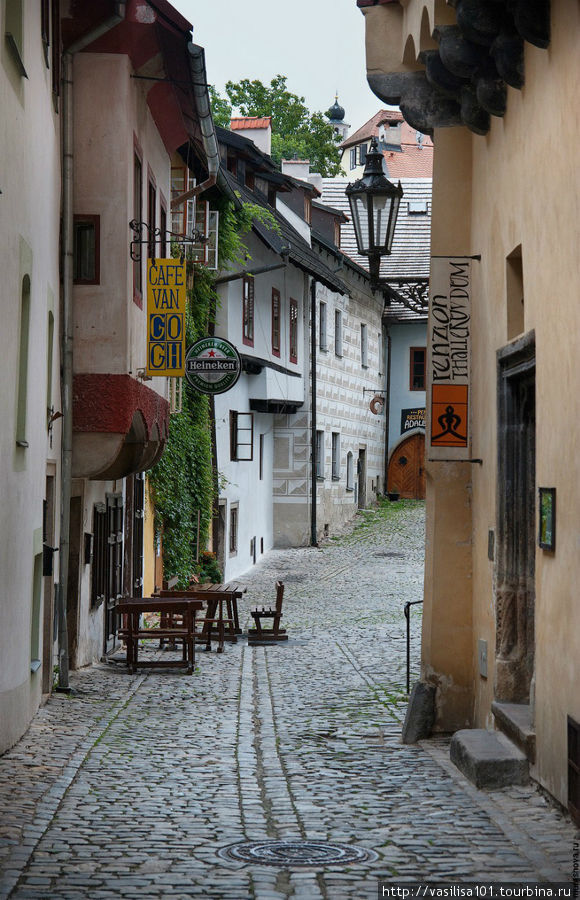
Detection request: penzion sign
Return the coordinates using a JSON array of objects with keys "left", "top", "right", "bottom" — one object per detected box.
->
[{"left": 428, "top": 257, "right": 472, "bottom": 459}]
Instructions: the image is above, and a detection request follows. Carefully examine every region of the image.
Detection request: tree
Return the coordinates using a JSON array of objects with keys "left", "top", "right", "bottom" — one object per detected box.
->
[{"left": 211, "top": 75, "right": 343, "bottom": 177}]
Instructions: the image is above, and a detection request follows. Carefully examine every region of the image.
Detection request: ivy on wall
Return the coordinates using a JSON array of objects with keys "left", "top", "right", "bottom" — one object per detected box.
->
[{"left": 147, "top": 196, "right": 279, "bottom": 586}]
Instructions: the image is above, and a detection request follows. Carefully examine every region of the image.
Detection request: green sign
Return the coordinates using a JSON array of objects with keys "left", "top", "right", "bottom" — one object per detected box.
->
[{"left": 185, "top": 337, "right": 241, "bottom": 395}]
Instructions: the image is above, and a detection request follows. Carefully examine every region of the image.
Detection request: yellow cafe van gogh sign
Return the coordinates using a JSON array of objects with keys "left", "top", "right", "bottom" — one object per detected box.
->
[{"left": 146, "top": 259, "right": 187, "bottom": 376}]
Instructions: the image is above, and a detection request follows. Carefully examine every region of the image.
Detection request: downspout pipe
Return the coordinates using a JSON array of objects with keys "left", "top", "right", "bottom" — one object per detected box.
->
[
  {"left": 384, "top": 325, "right": 392, "bottom": 495},
  {"left": 310, "top": 278, "right": 318, "bottom": 547},
  {"left": 57, "top": 2, "right": 126, "bottom": 691},
  {"left": 171, "top": 43, "right": 219, "bottom": 209}
]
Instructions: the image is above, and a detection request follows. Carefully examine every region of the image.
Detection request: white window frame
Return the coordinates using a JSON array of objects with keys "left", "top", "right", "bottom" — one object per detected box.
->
[
  {"left": 346, "top": 452, "right": 354, "bottom": 491},
  {"left": 319, "top": 301, "right": 327, "bottom": 351},
  {"left": 316, "top": 430, "right": 325, "bottom": 479},
  {"left": 361, "top": 323, "right": 368, "bottom": 368},
  {"left": 331, "top": 432, "right": 340, "bottom": 481},
  {"left": 334, "top": 309, "right": 342, "bottom": 357}
]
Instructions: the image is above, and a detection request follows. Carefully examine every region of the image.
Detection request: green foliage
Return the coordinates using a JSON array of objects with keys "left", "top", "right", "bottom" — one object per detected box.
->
[
  {"left": 148, "top": 197, "right": 268, "bottom": 585},
  {"left": 211, "top": 75, "right": 343, "bottom": 177},
  {"left": 208, "top": 85, "right": 232, "bottom": 128},
  {"left": 197, "top": 551, "right": 222, "bottom": 584}
]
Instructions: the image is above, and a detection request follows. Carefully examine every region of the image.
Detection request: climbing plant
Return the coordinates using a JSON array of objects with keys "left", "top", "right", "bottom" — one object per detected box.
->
[{"left": 148, "top": 196, "right": 279, "bottom": 585}]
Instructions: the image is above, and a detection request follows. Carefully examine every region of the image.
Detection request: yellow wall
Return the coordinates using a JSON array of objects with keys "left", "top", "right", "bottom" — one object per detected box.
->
[{"left": 362, "top": 0, "right": 580, "bottom": 807}]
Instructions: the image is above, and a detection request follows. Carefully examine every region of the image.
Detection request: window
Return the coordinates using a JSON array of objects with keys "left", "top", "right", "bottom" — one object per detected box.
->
[
  {"left": 378, "top": 332, "right": 384, "bottom": 376},
  {"left": 5, "top": 0, "right": 26, "bottom": 77},
  {"left": 334, "top": 309, "right": 343, "bottom": 357},
  {"left": 331, "top": 432, "right": 340, "bottom": 480},
  {"left": 160, "top": 203, "right": 167, "bottom": 257},
  {"left": 304, "top": 195, "right": 312, "bottom": 225},
  {"left": 230, "top": 411, "right": 254, "bottom": 461},
  {"left": 408, "top": 200, "right": 428, "bottom": 215},
  {"left": 73, "top": 215, "right": 100, "bottom": 284},
  {"left": 91, "top": 503, "right": 107, "bottom": 607},
  {"left": 271, "top": 288, "right": 281, "bottom": 356},
  {"left": 319, "top": 302, "right": 327, "bottom": 351},
  {"left": 350, "top": 144, "right": 366, "bottom": 168},
  {"left": 289, "top": 298, "right": 298, "bottom": 364},
  {"left": 349, "top": 148, "right": 356, "bottom": 170},
  {"left": 346, "top": 452, "right": 354, "bottom": 491},
  {"left": 148, "top": 177, "right": 156, "bottom": 259},
  {"left": 334, "top": 221, "right": 341, "bottom": 248},
  {"left": 316, "top": 430, "right": 325, "bottom": 479},
  {"left": 245, "top": 170, "right": 255, "bottom": 191},
  {"left": 133, "top": 151, "right": 143, "bottom": 303},
  {"left": 15, "top": 275, "right": 31, "bottom": 447},
  {"left": 259, "top": 434, "right": 265, "bottom": 480},
  {"left": 361, "top": 324, "right": 368, "bottom": 368},
  {"left": 243, "top": 277, "right": 254, "bottom": 346},
  {"left": 229, "top": 504, "right": 239, "bottom": 555},
  {"left": 171, "top": 163, "right": 188, "bottom": 235},
  {"left": 410, "top": 347, "right": 426, "bottom": 391}
]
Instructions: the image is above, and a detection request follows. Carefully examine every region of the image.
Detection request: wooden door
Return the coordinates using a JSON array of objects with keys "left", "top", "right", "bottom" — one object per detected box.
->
[{"left": 387, "top": 433, "right": 425, "bottom": 499}]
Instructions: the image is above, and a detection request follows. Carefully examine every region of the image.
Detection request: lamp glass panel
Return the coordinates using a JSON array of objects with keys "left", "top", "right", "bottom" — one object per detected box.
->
[
  {"left": 353, "top": 195, "right": 370, "bottom": 253},
  {"left": 373, "top": 194, "right": 393, "bottom": 252},
  {"left": 385, "top": 193, "right": 401, "bottom": 253}
]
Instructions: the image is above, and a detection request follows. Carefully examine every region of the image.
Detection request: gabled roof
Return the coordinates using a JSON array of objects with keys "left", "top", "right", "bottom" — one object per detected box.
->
[
  {"left": 341, "top": 110, "right": 403, "bottom": 150},
  {"left": 221, "top": 169, "right": 348, "bottom": 295}
]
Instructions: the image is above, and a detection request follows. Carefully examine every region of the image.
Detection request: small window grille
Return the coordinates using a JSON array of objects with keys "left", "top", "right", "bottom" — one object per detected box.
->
[
  {"left": 331, "top": 432, "right": 340, "bottom": 480},
  {"left": 230, "top": 411, "right": 254, "bottom": 461}
]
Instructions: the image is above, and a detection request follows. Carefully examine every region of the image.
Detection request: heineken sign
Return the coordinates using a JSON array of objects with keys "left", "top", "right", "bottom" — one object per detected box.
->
[{"left": 185, "top": 337, "right": 241, "bottom": 395}]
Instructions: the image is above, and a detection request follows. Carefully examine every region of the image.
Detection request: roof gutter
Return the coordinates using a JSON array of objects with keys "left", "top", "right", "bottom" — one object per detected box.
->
[
  {"left": 57, "top": 1, "right": 127, "bottom": 693},
  {"left": 171, "top": 43, "right": 219, "bottom": 209}
]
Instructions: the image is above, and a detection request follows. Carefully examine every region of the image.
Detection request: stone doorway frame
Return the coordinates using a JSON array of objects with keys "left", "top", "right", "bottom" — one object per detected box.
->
[{"left": 495, "top": 330, "right": 536, "bottom": 704}]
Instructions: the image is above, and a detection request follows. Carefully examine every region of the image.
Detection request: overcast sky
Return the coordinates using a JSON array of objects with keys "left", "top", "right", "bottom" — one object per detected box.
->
[{"left": 170, "top": 0, "right": 384, "bottom": 134}]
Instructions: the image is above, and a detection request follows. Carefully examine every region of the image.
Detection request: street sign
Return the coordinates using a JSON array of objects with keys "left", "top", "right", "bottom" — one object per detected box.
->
[
  {"left": 185, "top": 337, "right": 241, "bottom": 395},
  {"left": 146, "top": 259, "right": 186, "bottom": 376}
]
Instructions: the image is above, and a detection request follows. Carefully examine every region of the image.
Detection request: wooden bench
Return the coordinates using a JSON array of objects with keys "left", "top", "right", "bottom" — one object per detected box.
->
[
  {"left": 116, "top": 597, "right": 203, "bottom": 674},
  {"left": 248, "top": 581, "right": 287, "bottom": 643}
]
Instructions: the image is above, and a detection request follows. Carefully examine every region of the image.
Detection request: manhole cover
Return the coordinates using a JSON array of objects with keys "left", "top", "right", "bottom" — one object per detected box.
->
[
  {"left": 373, "top": 551, "right": 405, "bottom": 559},
  {"left": 218, "top": 840, "right": 376, "bottom": 867}
]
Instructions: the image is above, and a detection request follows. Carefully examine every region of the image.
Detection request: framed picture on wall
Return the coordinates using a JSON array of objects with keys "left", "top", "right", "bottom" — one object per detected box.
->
[{"left": 538, "top": 487, "right": 556, "bottom": 551}]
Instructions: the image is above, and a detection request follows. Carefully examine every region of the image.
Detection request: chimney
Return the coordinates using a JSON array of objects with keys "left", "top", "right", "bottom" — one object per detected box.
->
[{"left": 230, "top": 117, "right": 272, "bottom": 156}]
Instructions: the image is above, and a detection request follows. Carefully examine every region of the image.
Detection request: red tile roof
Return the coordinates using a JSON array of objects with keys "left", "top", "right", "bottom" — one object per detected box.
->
[
  {"left": 341, "top": 109, "right": 403, "bottom": 150},
  {"left": 230, "top": 117, "right": 272, "bottom": 130}
]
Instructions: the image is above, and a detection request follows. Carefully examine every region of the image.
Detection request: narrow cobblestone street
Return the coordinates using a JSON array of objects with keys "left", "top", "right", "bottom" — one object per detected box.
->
[{"left": 0, "top": 502, "right": 578, "bottom": 900}]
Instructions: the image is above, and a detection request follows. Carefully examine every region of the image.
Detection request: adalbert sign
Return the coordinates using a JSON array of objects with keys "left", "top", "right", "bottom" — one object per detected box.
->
[{"left": 185, "top": 337, "right": 241, "bottom": 395}]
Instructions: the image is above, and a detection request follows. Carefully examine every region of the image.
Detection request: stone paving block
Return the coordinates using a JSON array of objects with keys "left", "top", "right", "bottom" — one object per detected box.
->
[{"left": 450, "top": 728, "right": 529, "bottom": 789}]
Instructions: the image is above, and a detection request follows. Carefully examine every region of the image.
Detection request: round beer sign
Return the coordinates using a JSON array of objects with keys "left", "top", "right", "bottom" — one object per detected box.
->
[{"left": 185, "top": 337, "right": 241, "bottom": 395}]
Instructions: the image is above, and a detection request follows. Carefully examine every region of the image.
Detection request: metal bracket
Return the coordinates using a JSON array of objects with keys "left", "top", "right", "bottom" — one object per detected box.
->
[{"left": 129, "top": 220, "right": 207, "bottom": 264}]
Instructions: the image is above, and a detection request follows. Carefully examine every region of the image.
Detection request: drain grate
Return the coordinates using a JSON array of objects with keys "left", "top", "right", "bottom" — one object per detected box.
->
[
  {"left": 373, "top": 551, "right": 405, "bottom": 559},
  {"left": 218, "top": 839, "right": 377, "bottom": 867}
]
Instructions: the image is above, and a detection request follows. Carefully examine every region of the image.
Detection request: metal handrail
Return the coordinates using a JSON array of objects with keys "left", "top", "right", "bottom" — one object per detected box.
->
[{"left": 403, "top": 600, "right": 424, "bottom": 694}]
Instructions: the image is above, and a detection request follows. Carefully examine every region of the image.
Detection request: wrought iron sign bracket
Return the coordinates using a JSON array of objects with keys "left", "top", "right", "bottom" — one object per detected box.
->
[{"left": 129, "top": 220, "right": 207, "bottom": 264}]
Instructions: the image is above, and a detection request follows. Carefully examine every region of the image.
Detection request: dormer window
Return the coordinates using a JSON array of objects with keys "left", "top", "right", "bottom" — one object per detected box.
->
[
  {"left": 245, "top": 170, "right": 255, "bottom": 191},
  {"left": 304, "top": 195, "right": 312, "bottom": 225}
]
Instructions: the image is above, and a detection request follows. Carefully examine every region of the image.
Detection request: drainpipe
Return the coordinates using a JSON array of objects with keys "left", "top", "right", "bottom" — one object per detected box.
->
[
  {"left": 310, "top": 278, "right": 317, "bottom": 546},
  {"left": 170, "top": 43, "right": 219, "bottom": 210},
  {"left": 384, "top": 326, "right": 392, "bottom": 495},
  {"left": 56, "top": 3, "right": 126, "bottom": 691}
]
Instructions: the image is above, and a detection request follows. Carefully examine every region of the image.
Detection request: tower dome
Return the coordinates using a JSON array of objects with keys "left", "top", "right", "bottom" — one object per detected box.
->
[{"left": 327, "top": 95, "right": 345, "bottom": 122}]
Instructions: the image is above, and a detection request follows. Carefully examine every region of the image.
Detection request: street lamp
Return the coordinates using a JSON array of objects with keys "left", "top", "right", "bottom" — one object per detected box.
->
[{"left": 346, "top": 136, "right": 403, "bottom": 287}]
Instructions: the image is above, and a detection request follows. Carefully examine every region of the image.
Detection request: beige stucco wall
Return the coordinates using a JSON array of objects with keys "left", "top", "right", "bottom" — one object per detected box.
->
[
  {"left": 362, "top": 0, "right": 580, "bottom": 807},
  {"left": 0, "top": 6, "right": 62, "bottom": 752}
]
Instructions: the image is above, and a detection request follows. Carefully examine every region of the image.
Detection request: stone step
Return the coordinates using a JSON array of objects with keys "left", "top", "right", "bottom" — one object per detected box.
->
[
  {"left": 450, "top": 728, "right": 529, "bottom": 789},
  {"left": 491, "top": 701, "right": 536, "bottom": 763}
]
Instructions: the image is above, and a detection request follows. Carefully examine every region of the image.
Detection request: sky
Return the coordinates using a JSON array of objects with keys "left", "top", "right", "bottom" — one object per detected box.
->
[{"left": 170, "top": 0, "right": 383, "bottom": 135}]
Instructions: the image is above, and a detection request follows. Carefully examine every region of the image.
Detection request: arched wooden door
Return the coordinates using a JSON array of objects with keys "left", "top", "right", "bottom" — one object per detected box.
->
[{"left": 387, "top": 433, "right": 426, "bottom": 499}]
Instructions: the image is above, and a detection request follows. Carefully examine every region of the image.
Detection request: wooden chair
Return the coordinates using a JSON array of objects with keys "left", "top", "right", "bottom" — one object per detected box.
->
[{"left": 248, "top": 581, "right": 287, "bottom": 643}]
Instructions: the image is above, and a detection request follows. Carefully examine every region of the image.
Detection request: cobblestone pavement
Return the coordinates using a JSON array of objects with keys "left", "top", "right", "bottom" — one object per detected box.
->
[{"left": 1, "top": 501, "right": 578, "bottom": 900}]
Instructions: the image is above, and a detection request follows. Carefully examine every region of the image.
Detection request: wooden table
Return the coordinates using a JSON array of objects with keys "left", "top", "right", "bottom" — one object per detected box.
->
[
  {"left": 116, "top": 597, "right": 203, "bottom": 674},
  {"left": 155, "top": 582, "right": 247, "bottom": 653}
]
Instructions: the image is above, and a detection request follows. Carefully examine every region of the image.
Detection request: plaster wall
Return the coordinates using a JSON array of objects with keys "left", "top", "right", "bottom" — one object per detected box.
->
[
  {"left": 362, "top": 0, "right": 580, "bottom": 806},
  {"left": 72, "top": 52, "right": 169, "bottom": 401},
  {"left": 466, "top": 1, "right": 580, "bottom": 805},
  {"left": 387, "top": 321, "right": 427, "bottom": 450},
  {"left": 214, "top": 236, "right": 306, "bottom": 578},
  {"left": 0, "top": 7, "right": 62, "bottom": 752}
]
